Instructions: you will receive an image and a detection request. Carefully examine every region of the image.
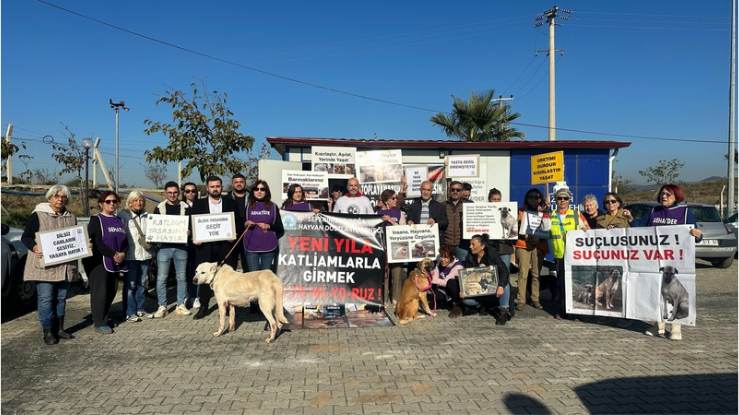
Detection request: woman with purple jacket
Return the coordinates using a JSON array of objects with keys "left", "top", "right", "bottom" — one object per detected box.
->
[
  {"left": 281, "top": 184, "right": 312, "bottom": 212},
  {"left": 84, "top": 191, "right": 128, "bottom": 334},
  {"left": 377, "top": 189, "right": 407, "bottom": 305},
  {"left": 244, "top": 180, "right": 284, "bottom": 272}
]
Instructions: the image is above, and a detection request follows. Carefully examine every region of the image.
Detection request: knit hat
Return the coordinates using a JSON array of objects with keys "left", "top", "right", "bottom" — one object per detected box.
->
[{"left": 554, "top": 188, "right": 572, "bottom": 200}]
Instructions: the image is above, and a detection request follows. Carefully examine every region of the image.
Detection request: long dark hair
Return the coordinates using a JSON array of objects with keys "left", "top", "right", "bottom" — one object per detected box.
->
[
  {"left": 248, "top": 180, "right": 273, "bottom": 208},
  {"left": 523, "top": 188, "right": 545, "bottom": 210},
  {"left": 282, "top": 184, "right": 304, "bottom": 208}
]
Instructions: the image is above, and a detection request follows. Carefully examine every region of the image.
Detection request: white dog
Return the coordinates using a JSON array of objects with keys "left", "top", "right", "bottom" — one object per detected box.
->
[{"left": 193, "top": 262, "right": 289, "bottom": 343}]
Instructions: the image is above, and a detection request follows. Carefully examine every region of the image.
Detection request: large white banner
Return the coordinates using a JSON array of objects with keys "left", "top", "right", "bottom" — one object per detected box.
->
[
  {"left": 565, "top": 226, "right": 696, "bottom": 326},
  {"left": 462, "top": 202, "right": 518, "bottom": 240},
  {"left": 385, "top": 224, "right": 439, "bottom": 264}
]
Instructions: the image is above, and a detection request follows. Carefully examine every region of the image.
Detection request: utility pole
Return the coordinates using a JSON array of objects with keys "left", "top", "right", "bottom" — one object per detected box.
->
[
  {"left": 492, "top": 95, "right": 514, "bottom": 131},
  {"left": 109, "top": 99, "right": 129, "bottom": 194},
  {"left": 728, "top": 0, "right": 736, "bottom": 217},
  {"left": 535, "top": 6, "right": 570, "bottom": 141}
]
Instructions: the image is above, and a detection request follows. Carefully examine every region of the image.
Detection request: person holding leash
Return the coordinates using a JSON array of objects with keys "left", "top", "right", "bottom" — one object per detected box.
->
[{"left": 244, "top": 180, "right": 284, "bottom": 272}]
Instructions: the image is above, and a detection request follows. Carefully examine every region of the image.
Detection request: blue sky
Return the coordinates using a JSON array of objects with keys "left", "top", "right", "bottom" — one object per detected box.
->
[{"left": 2, "top": 0, "right": 735, "bottom": 187}]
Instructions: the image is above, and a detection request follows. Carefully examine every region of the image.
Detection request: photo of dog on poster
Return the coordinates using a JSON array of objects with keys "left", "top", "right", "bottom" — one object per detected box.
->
[{"left": 570, "top": 265, "right": 624, "bottom": 314}]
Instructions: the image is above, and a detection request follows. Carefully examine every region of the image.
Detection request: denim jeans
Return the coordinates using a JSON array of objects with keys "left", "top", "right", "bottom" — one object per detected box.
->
[
  {"left": 462, "top": 284, "right": 510, "bottom": 310},
  {"left": 36, "top": 280, "right": 70, "bottom": 329},
  {"left": 157, "top": 246, "right": 188, "bottom": 307},
  {"left": 245, "top": 250, "right": 277, "bottom": 272},
  {"left": 123, "top": 260, "right": 148, "bottom": 316}
]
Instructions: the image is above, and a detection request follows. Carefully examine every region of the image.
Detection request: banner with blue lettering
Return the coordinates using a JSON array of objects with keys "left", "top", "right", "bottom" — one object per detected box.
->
[
  {"left": 276, "top": 211, "right": 386, "bottom": 316},
  {"left": 565, "top": 226, "right": 696, "bottom": 326}
]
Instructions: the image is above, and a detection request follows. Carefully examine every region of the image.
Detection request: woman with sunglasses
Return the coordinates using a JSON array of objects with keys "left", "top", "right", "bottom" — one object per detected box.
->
[
  {"left": 181, "top": 182, "right": 199, "bottom": 207},
  {"left": 282, "top": 184, "right": 312, "bottom": 212},
  {"left": 514, "top": 188, "right": 550, "bottom": 312},
  {"left": 244, "top": 180, "right": 284, "bottom": 272},
  {"left": 596, "top": 193, "right": 630, "bottom": 229},
  {"left": 377, "top": 189, "right": 407, "bottom": 304},
  {"left": 21, "top": 185, "right": 79, "bottom": 344},
  {"left": 84, "top": 191, "right": 128, "bottom": 334}
]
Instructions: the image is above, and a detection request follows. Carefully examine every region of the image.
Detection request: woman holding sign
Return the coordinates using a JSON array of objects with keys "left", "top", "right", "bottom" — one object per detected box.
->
[
  {"left": 84, "top": 191, "right": 129, "bottom": 335},
  {"left": 514, "top": 188, "right": 550, "bottom": 312},
  {"left": 377, "top": 189, "right": 407, "bottom": 304},
  {"left": 462, "top": 234, "right": 511, "bottom": 325},
  {"left": 244, "top": 180, "right": 284, "bottom": 272},
  {"left": 21, "top": 184, "right": 79, "bottom": 345},
  {"left": 631, "top": 184, "right": 702, "bottom": 341}
]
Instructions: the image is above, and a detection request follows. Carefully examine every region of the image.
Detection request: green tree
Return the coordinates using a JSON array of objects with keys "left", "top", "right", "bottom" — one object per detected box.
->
[
  {"left": 430, "top": 89, "right": 524, "bottom": 142},
  {"left": 638, "top": 159, "right": 685, "bottom": 185},
  {"left": 1, "top": 137, "right": 21, "bottom": 161},
  {"left": 143, "top": 80, "right": 255, "bottom": 181}
]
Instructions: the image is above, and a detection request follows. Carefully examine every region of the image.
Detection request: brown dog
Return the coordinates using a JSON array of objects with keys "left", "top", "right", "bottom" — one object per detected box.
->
[
  {"left": 193, "top": 262, "right": 289, "bottom": 343},
  {"left": 395, "top": 258, "right": 435, "bottom": 324},
  {"left": 595, "top": 268, "right": 621, "bottom": 310}
]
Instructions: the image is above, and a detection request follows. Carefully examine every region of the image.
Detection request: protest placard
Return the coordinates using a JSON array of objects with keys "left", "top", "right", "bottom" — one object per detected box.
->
[
  {"left": 458, "top": 266, "right": 498, "bottom": 298},
  {"left": 531, "top": 151, "right": 564, "bottom": 184},
  {"left": 445, "top": 154, "right": 479, "bottom": 178},
  {"left": 404, "top": 165, "right": 428, "bottom": 198},
  {"left": 385, "top": 224, "right": 439, "bottom": 264},
  {"left": 37, "top": 225, "right": 91, "bottom": 266},
  {"left": 520, "top": 210, "right": 550, "bottom": 239},
  {"left": 146, "top": 214, "right": 189, "bottom": 244},
  {"left": 281, "top": 170, "right": 329, "bottom": 200},
  {"left": 355, "top": 149, "right": 403, "bottom": 184},
  {"left": 462, "top": 202, "right": 518, "bottom": 240},
  {"left": 311, "top": 146, "right": 356, "bottom": 178},
  {"left": 191, "top": 212, "right": 236, "bottom": 244}
]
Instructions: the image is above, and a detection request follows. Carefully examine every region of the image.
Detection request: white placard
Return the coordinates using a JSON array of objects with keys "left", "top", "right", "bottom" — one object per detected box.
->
[
  {"left": 191, "top": 212, "right": 237, "bottom": 244},
  {"left": 146, "top": 214, "right": 189, "bottom": 244},
  {"left": 520, "top": 210, "right": 550, "bottom": 239},
  {"left": 385, "top": 224, "right": 439, "bottom": 264},
  {"left": 462, "top": 202, "right": 518, "bottom": 240},
  {"left": 404, "top": 165, "right": 428, "bottom": 199},
  {"left": 37, "top": 225, "right": 92, "bottom": 266},
  {"left": 356, "top": 149, "right": 404, "bottom": 183},
  {"left": 281, "top": 170, "right": 330, "bottom": 201},
  {"left": 445, "top": 155, "right": 479, "bottom": 178},
  {"left": 311, "top": 146, "right": 356, "bottom": 178}
]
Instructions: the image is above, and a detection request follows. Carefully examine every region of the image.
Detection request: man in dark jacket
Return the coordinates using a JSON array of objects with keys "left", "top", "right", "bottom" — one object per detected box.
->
[
  {"left": 407, "top": 180, "right": 448, "bottom": 233},
  {"left": 190, "top": 175, "right": 242, "bottom": 319}
]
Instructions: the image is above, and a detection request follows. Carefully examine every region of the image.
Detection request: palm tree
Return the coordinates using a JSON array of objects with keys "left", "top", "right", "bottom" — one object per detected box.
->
[{"left": 430, "top": 89, "right": 524, "bottom": 142}]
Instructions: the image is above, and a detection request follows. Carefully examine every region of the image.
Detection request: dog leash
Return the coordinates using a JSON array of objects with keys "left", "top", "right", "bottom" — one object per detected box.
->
[
  {"left": 219, "top": 226, "right": 249, "bottom": 267},
  {"left": 413, "top": 273, "right": 436, "bottom": 316}
]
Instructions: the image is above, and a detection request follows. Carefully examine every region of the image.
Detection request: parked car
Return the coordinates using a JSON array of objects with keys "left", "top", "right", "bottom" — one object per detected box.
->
[
  {"left": 1, "top": 223, "right": 36, "bottom": 311},
  {"left": 625, "top": 202, "right": 737, "bottom": 268}
]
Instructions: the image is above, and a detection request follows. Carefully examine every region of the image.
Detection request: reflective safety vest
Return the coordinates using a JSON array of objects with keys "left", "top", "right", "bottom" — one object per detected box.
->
[{"left": 549, "top": 208, "right": 581, "bottom": 259}]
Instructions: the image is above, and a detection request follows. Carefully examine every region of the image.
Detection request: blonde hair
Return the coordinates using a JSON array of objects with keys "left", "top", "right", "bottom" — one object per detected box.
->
[{"left": 126, "top": 190, "right": 146, "bottom": 208}]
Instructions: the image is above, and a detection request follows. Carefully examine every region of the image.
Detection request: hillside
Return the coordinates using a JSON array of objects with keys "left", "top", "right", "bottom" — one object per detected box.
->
[{"left": 621, "top": 178, "right": 738, "bottom": 207}]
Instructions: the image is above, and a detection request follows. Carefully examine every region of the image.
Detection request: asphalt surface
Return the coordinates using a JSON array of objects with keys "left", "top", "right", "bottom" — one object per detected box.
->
[{"left": 1, "top": 259, "right": 737, "bottom": 415}]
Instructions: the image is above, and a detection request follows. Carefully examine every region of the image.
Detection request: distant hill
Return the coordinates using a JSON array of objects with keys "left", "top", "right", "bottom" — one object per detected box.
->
[{"left": 622, "top": 177, "right": 738, "bottom": 209}]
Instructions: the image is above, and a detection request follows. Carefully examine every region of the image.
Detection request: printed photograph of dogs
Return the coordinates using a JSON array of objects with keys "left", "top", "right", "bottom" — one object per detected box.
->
[
  {"left": 193, "top": 262, "right": 289, "bottom": 343},
  {"left": 391, "top": 242, "right": 409, "bottom": 260},
  {"left": 576, "top": 283, "right": 594, "bottom": 305},
  {"left": 595, "top": 268, "right": 622, "bottom": 310},
  {"left": 395, "top": 258, "right": 435, "bottom": 324},
  {"left": 660, "top": 266, "right": 689, "bottom": 321},
  {"left": 499, "top": 206, "right": 518, "bottom": 239}
]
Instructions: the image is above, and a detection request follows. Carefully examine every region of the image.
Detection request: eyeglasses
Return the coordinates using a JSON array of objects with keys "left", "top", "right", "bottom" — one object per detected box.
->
[
  {"left": 254, "top": 187, "right": 267, "bottom": 192},
  {"left": 556, "top": 197, "right": 570, "bottom": 201},
  {"left": 52, "top": 195, "right": 68, "bottom": 200},
  {"left": 604, "top": 199, "right": 619, "bottom": 205},
  {"left": 450, "top": 188, "right": 463, "bottom": 192},
  {"left": 103, "top": 199, "right": 118, "bottom": 205},
  {"left": 390, "top": 196, "right": 397, "bottom": 200}
]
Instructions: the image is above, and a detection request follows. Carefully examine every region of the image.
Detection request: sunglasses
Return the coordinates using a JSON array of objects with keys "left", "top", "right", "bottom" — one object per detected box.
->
[
  {"left": 527, "top": 195, "right": 541, "bottom": 199},
  {"left": 254, "top": 187, "right": 267, "bottom": 192},
  {"left": 390, "top": 196, "right": 397, "bottom": 200},
  {"left": 183, "top": 189, "right": 197, "bottom": 194},
  {"left": 556, "top": 197, "right": 570, "bottom": 201},
  {"left": 604, "top": 199, "right": 619, "bottom": 205},
  {"left": 450, "top": 188, "right": 463, "bottom": 192},
  {"left": 103, "top": 199, "right": 118, "bottom": 205}
]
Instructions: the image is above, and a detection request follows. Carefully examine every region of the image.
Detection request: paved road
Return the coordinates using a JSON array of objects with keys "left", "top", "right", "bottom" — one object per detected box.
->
[{"left": 2, "top": 260, "right": 737, "bottom": 414}]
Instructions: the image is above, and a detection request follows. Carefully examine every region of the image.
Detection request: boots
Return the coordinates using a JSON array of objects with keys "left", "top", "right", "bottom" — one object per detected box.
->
[
  {"left": 448, "top": 304, "right": 462, "bottom": 318},
  {"left": 43, "top": 328, "right": 58, "bottom": 345},
  {"left": 55, "top": 316, "right": 74, "bottom": 340}
]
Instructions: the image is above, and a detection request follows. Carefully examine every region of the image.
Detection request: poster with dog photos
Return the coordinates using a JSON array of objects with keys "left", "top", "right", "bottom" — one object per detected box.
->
[
  {"left": 458, "top": 266, "right": 498, "bottom": 298},
  {"left": 385, "top": 224, "right": 439, "bottom": 263},
  {"left": 355, "top": 149, "right": 403, "bottom": 184},
  {"left": 311, "top": 146, "right": 356, "bottom": 178},
  {"left": 462, "top": 202, "right": 518, "bottom": 240},
  {"left": 281, "top": 170, "right": 329, "bottom": 201},
  {"left": 565, "top": 226, "right": 696, "bottom": 326}
]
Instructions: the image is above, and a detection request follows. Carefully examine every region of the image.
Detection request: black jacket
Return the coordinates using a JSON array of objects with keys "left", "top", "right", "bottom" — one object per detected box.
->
[
  {"left": 462, "top": 246, "right": 509, "bottom": 289},
  {"left": 407, "top": 198, "right": 448, "bottom": 232},
  {"left": 189, "top": 196, "right": 241, "bottom": 268}
]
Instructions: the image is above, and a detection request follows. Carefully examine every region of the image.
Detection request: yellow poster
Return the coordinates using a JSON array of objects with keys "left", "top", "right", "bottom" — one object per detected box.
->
[{"left": 531, "top": 151, "right": 564, "bottom": 184}]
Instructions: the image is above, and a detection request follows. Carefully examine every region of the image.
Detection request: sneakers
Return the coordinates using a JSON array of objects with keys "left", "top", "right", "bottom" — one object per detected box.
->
[
  {"left": 174, "top": 303, "right": 191, "bottom": 316},
  {"left": 192, "top": 298, "right": 201, "bottom": 309},
  {"left": 136, "top": 311, "right": 147, "bottom": 318},
  {"left": 94, "top": 326, "right": 113, "bottom": 335},
  {"left": 153, "top": 306, "right": 168, "bottom": 318},
  {"left": 495, "top": 309, "right": 509, "bottom": 326},
  {"left": 126, "top": 315, "right": 142, "bottom": 323}
]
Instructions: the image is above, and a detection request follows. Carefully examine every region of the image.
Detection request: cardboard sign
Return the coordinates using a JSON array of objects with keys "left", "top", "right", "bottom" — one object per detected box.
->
[
  {"left": 531, "top": 151, "right": 564, "bottom": 184},
  {"left": 191, "top": 212, "right": 236, "bottom": 244},
  {"left": 146, "top": 214, "right": 189, "bottom": 244},
  {"left": 37, "top": 225, "right": 92, "bottom": 266},
  {"left": 445, "top": 155, "right": 479, "bottom": 178}
]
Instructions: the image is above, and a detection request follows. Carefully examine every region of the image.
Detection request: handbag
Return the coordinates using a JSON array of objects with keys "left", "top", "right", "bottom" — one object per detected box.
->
[{"left": 131, "top": 216, "right": 152, "bottom": 250}]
